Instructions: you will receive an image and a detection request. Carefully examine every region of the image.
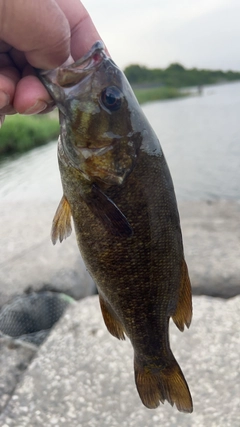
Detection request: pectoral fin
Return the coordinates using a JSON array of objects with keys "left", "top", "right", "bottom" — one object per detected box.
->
[
  {"left": 85, "top": 184, "right": 133, "bottom": 238},
  {"left": 51, "top": 195, "right": 72, "bottom": 244}
]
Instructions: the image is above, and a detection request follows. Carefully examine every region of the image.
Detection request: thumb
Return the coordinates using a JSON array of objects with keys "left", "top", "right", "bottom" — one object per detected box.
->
[{"left": 0, "top": 0, "right": 70, "bottom": 69}]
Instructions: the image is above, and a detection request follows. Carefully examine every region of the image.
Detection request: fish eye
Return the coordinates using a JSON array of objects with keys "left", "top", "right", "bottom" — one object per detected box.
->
[{"left": 101, "top": 86, "right": 122, "bottom": 111}]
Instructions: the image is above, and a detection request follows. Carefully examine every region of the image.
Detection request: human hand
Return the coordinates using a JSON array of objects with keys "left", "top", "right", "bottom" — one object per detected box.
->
[{"left": 0, "top": 0, "right": 101, "bottom": 118}]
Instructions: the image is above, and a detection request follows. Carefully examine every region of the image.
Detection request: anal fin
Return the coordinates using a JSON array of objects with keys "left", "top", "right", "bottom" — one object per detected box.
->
[
  {"left": 51, "top": 195, "right": 72, "bottom": 244},
  {"left": 99, "top": 295, "right": 125, "bottom": 340},
  {"left": 172, "top": 259, "right": 192, "bottom": 331}
]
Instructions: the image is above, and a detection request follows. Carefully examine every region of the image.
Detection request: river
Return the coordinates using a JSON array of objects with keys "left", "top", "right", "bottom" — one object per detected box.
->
[{"left": 0, "top": 81, "right": 240, "bottom": 202}]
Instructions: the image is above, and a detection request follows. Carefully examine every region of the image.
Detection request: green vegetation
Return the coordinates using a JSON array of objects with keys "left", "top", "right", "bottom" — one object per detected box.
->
[
  {"left": 0, "top": 114, "right": 59, "bottom": 158},
  {"left": 124, "top": 62, "right": 240, "bottom": 88},
  {"left": 133, "top": 86, "right": 187, "bottom": 104}
]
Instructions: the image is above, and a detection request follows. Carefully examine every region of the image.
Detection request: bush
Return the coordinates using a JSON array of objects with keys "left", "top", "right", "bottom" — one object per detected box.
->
[{"left": 0, "top": 114, "right": 59, "bottom": 157}]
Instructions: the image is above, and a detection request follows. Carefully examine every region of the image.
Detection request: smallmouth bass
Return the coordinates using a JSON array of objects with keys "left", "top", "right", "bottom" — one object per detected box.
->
[{"left": 38, "top": 41, "right": 193, "bottom": 412}]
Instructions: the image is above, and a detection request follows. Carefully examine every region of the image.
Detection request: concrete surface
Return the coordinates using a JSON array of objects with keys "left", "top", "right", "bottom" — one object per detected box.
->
[
  {"left": 0, "top": 295, "right": 239, "bottom": 427},
  {"left": 0, "top": 201, "right": 96, "bottom": 308},
  {"left": 179, "top": 199, "right": 240, "bottom": 298},
  {"left": 0, "top": 336, "right": 36, "bottom": 414}
]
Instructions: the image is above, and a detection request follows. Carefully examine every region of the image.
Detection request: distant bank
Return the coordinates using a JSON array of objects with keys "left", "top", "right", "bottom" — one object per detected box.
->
[
  {"left": 124, "top": 62, "right": 240, "bottom": 104},
  {"left": 132, "top": 85, "right": 188, "bottom": 104},
  {"left": 124, "top": 62, "right": 240, "bottom": 88}
]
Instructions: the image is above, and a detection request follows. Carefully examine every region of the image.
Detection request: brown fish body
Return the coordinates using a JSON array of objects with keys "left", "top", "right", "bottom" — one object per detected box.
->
[{"left": 39, "top": 42, "right": 193, "bottom": 412}]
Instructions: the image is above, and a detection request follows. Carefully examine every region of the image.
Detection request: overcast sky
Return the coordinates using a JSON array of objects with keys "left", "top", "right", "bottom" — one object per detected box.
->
[{"left": 83, "top": 0, "right": 240, "bottom": 71}]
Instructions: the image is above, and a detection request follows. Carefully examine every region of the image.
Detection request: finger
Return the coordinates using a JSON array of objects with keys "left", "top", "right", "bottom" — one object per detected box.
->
[
  {"left": 0, "top": 40, "right": 11, "bottom": 53},
  {"left": 0, "top": 65, "right": 20, "bottom": 113},
  {"left": 56, "top": 0, "right": 102, "bottom": 60},
  {"left": 13, "top": 74, "right": 54, "bottom": 114},
  {"left": 9, "top": 48, "right": 28, "bottom": 71},
  {"left": 0, "top": 0, "right": 71, "bottom": 69}
]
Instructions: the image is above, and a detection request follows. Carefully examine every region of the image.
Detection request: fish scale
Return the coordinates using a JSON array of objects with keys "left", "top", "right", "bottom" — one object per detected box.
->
[{"left": 38, "top": 41, "right": 193, "bottom": 413}]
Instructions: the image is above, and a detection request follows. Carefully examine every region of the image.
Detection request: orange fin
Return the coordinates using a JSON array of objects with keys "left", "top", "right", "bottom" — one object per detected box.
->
[
  {"left": 51, "top": 195, "right": 72, "bottom": 245},
  {"left": 134, "top": 357, "right": 193, "bottom": 413},
  {"left": 99, "top": 295, "right": 125, "bottom": 340},
  {"left": 172, "top": 259, "right": 192, "bottom": 331}
]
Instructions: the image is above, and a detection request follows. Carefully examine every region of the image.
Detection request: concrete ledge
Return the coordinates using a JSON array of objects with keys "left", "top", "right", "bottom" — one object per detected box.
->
[{"left": 179, "top": 199, "right": 240, "bottom": 298}]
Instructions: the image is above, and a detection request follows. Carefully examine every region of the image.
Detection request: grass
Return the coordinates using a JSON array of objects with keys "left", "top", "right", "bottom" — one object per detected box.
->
[
  {"left": 133, "top": 86, "right": 188, "bottom": 104},
  {"left": 0, "top": 114, "right": 59, "bottom": 158}
]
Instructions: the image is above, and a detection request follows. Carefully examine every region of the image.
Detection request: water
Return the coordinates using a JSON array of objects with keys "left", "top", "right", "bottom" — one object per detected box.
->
[
  {"left": 144, "top": 82, "right": 240, "bottom": 200},
  {"left": 0, "top": 141, "right": 61, "bottom": 202},
  {"left": 0, "top": 81, "right": 240, "bottom": 202}
]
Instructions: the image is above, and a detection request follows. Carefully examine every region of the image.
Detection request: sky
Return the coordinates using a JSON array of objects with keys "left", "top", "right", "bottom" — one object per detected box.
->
[{"left": 83, "top": 0, "right": 240, "bottom": 71}]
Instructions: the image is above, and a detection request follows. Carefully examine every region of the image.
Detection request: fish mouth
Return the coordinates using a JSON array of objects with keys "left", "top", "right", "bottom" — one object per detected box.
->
[
  {"left": 63, "top": 41, "right": 106, "bottom": 71},
  {"left": 57, "top": 41, "right": 107, "bottom": 87},
  {"left": 40, "top": 41, "right": 107, "bottom": 88}
]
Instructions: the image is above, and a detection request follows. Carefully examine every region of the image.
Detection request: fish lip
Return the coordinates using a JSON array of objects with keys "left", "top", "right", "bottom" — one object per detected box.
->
[
  {"left": 67, "top": 40, "right": 106, "bottom": 70},
  {"left": 38, "top": 40, "right": 107, "bottom": 87},
  {"left": 56, "top": 41, "right": 107, "bottom": 87}
]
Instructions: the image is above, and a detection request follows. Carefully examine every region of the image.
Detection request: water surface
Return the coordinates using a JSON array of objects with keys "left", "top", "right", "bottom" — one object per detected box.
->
[{"left": 143, "top": 82, "right": 240, "bottom": 200}]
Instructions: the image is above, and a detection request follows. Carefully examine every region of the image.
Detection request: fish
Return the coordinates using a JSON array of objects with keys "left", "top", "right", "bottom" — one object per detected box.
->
[{"left": 38, "top": 41, "right": 193, "bottom": 413}]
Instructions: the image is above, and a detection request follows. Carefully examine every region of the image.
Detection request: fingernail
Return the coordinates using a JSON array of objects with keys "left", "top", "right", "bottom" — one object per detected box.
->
[
  {"left": 23, "top": 100, "right": 48, "bottom": 115},
  {"left": 0, "top": 91, "right": 10, "bottom": 109}
]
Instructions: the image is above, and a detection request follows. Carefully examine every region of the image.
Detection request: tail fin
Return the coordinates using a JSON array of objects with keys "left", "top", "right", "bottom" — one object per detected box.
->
[{"left": 134, "top": 356, "right": 193, "bottom": 413}]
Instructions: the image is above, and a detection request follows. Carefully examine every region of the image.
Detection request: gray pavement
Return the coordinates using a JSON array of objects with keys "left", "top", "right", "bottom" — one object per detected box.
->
[{"left": 1, "top": 294, "right": 239, "bottom": 427}]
